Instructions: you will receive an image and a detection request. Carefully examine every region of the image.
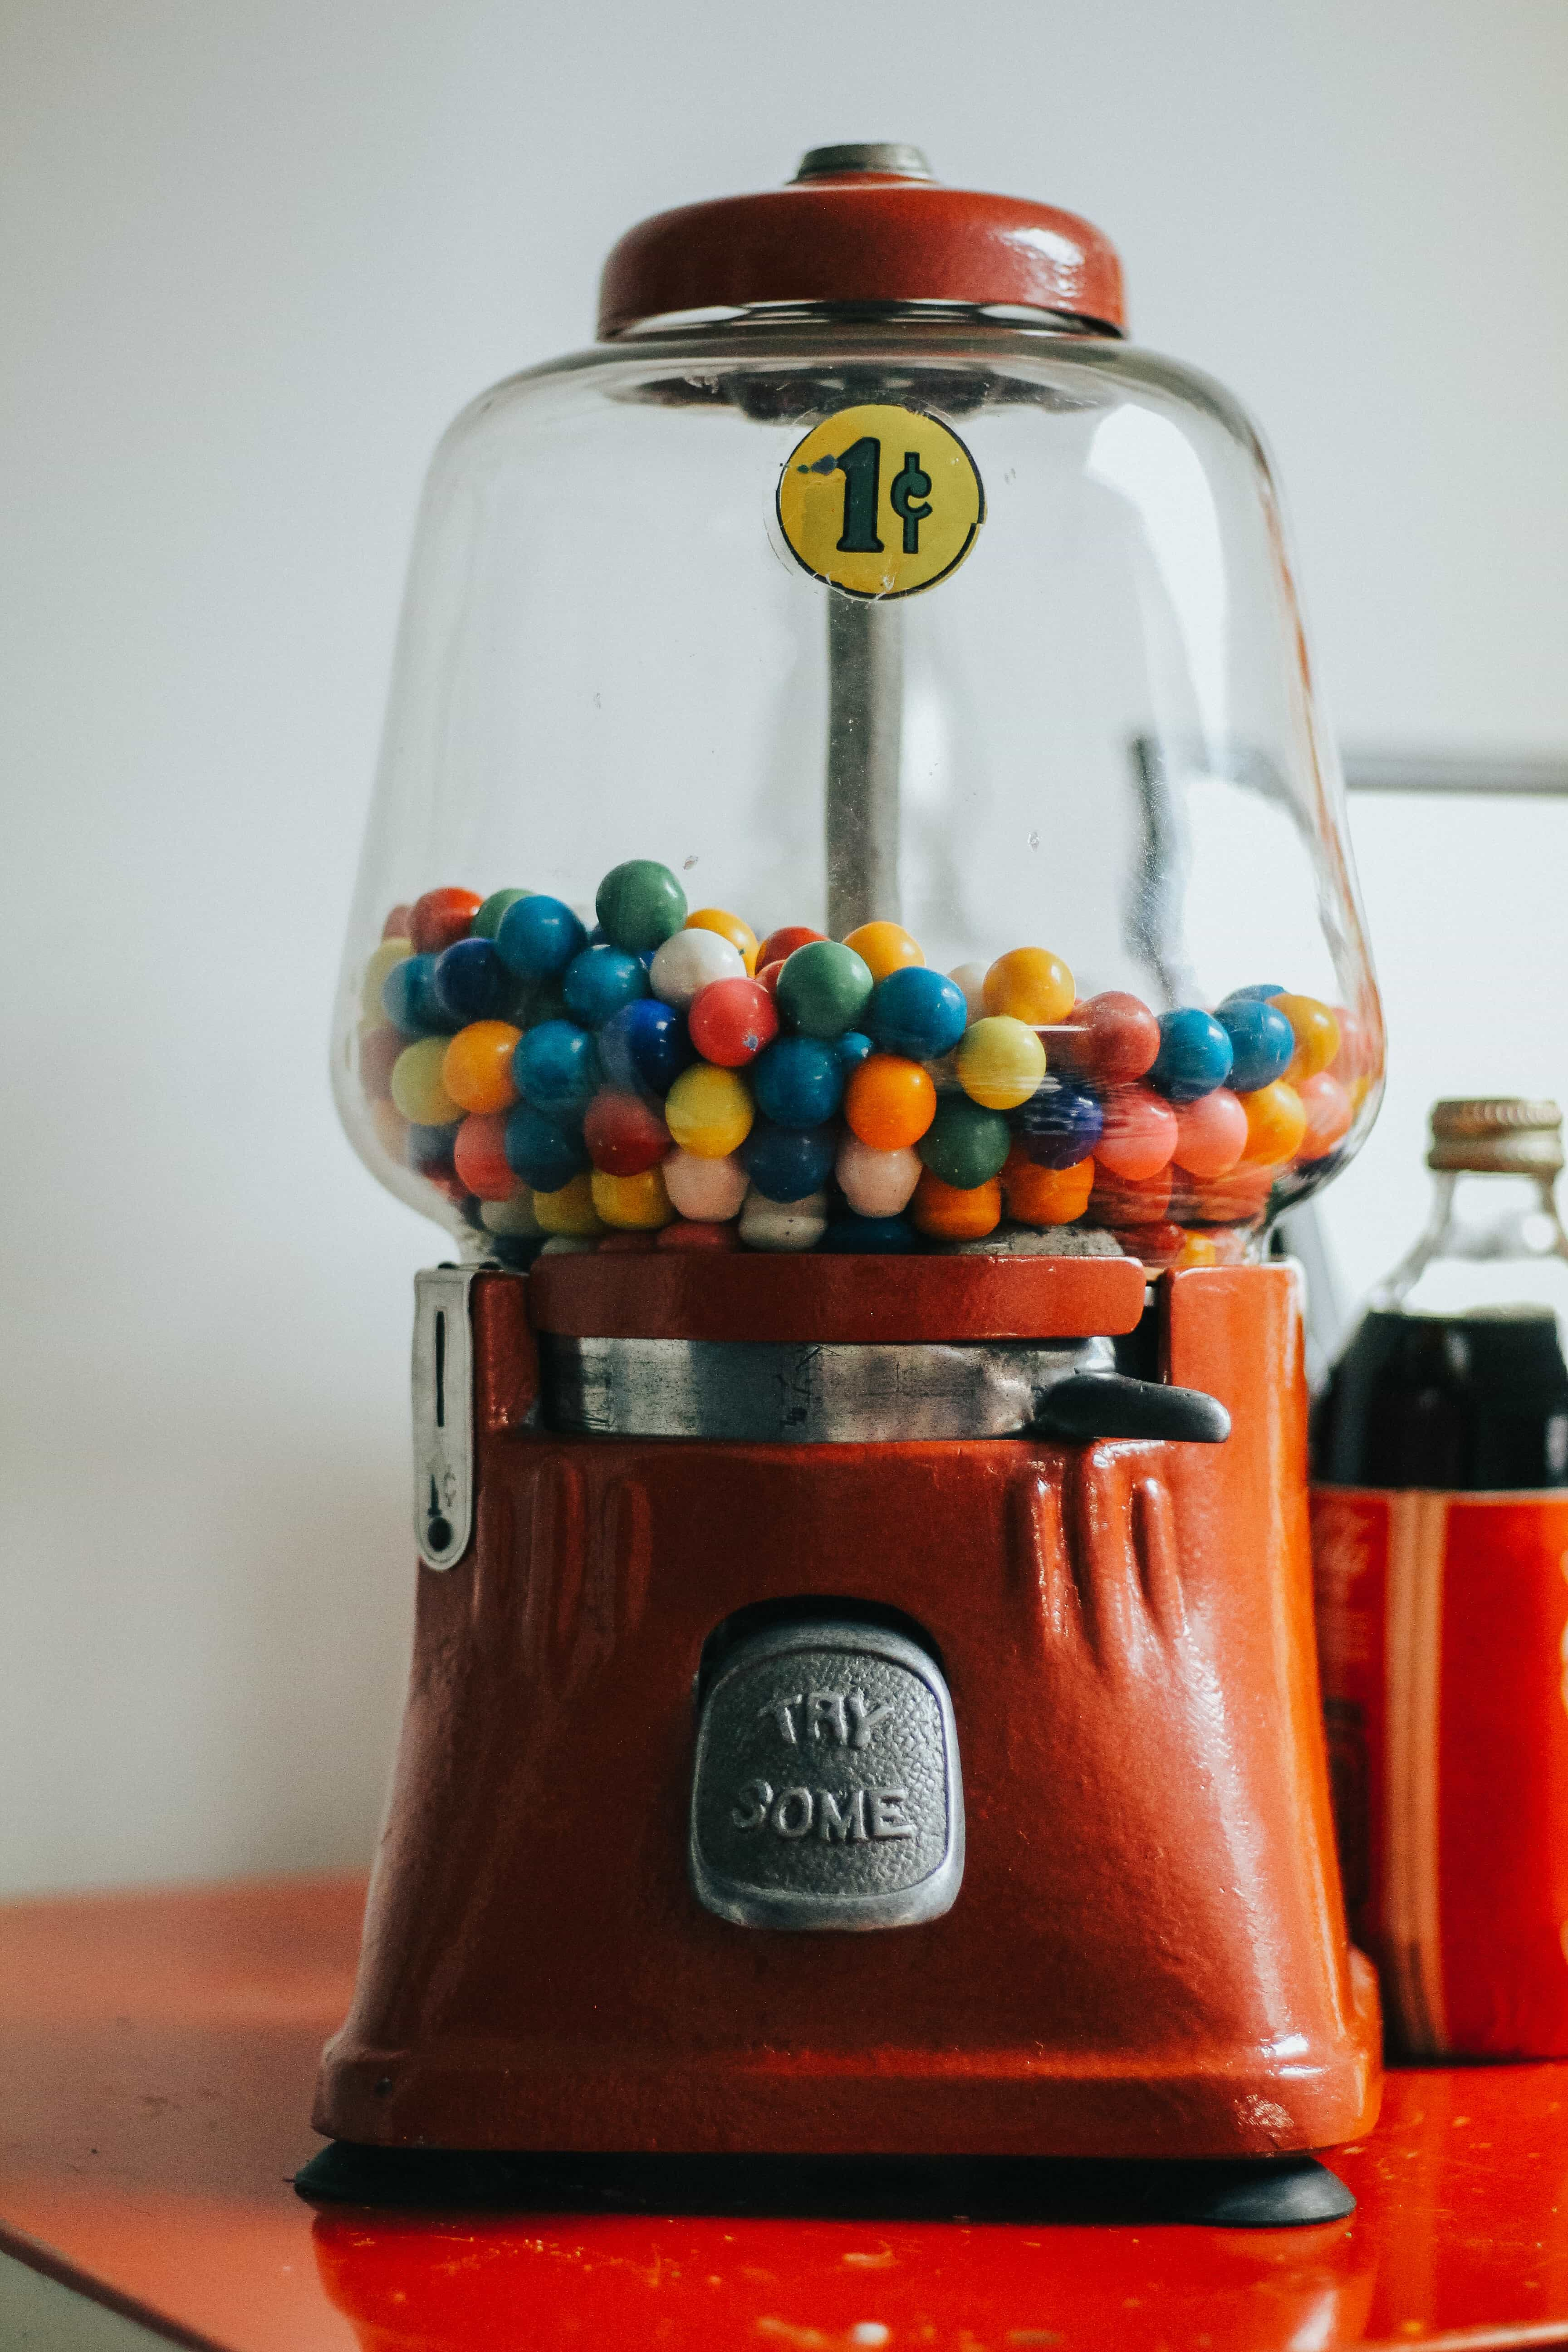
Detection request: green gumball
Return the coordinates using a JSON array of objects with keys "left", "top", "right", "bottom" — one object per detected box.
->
[
  {"left": 917, "top": 1093, "right": 1012, "bottom": 1189},
  {"left": 596, "top": 859, "right": 687, "bottom": 952},
  {"left": 776, "top": 940, "right": 874, "bottom": 1039}
]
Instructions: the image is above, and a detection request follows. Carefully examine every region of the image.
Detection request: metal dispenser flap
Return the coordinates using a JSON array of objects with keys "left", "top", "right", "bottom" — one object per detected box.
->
[
  {"left": 690, "top": 1619, "right": 964, "bottom": 1931},
  {"left": 412, "top": 1268, "right": 476, "bottom": 1570}
]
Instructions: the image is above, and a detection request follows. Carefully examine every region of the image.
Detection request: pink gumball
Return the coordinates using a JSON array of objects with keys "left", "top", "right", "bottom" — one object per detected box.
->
[
  {"left": 1171, "top": 1088, "right": 1247, "bottom": 1178},
  {"left": 1094, "top": 1087, "right": 1177, "bottom": 1180},
  {"left": 1298, "top": 1071, "right": 1354, "bottom": 1160}
]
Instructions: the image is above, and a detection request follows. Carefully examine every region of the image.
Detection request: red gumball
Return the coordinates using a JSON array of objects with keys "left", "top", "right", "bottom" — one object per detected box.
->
[
  {"left": 1087, "top": 1161, "right": 1174, "bottom": 1227},
  {"left": 755, "top": 959, "right": 786, "bottom": 999},
  {"left": 689, "top": 976, "right": 779, "bottom": 1068},
  {"left": 1083, "top": 990, "right": 1161, "bottom": 1084},
  {"left": 1094, "top": 1086, "right": 1177, "bottom": 1180},
  {"left": 583, "top": 1087, "right": 671, "bottom": 1177},
  {"left": 1116, "top": 1220, "right": 1186, "bottom": 1271},
  {"left": 453, "top": 1112, "right": 518, "bottom": 1201},
  {"left": 410, "top": 887, "right": 482, "bottom": 955},
  {"left": 755, "top": 924, "right": 826, "bottom": 970}
]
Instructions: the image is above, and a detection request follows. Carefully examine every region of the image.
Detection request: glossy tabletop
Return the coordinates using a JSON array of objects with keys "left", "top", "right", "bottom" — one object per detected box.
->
[{"left": 2, "top": 1873, "right": 1567, "bottom": 2352}]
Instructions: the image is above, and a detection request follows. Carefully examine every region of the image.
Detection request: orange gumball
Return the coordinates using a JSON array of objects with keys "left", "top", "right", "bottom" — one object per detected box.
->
[
  {"left": 1271, "top": 993, "right": 1340, "bottom": 1083},
  {"left": 844, "top": 1053, "right": 937, "bottom": 1151},
  {"left": 843, "top": 921, "right": 924, "bottom": 983},
  {"left": 910, "top": 1168, "right": 1002, "bottom": 1240},
  {"left": 442, "top": 1020, "right": 523, "bottom": 1115},
  {"left": 1296, "top": 1071, "right": 1354, "bottom": 1161},
  {"left": 983, "top": 946, "right": 1075, "bottom": 1027},
  {"left": 1239, "top": 1080, "right": 1308, "bottom": 1166},
  {"left": 1002, "top": 1146, "right": 1094, "bottom": 1228},
  {"left": 1172, "top": 1232, "right": 1220, "bottom": 1270}
]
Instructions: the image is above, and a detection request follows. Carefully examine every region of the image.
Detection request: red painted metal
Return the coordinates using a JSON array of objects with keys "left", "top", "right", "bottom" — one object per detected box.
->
[{"left": 597, "top": 167, "right": 1126, "bottom": 338}]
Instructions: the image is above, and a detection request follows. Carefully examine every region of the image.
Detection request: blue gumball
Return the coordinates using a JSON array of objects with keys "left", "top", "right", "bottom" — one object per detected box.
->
[
  {"left": 739, "top": 1120, "right": 836, "bottom": 1202},
  {"left": 752, "top": 1036, "right": 844, "bottom": 1130},
  {"left": 495, "top": 892, "right": 587, "bottom": 980},
  {"left": 1217, "top": 995, "right": 1295, "bottom": 1092},
  {"left": 820, "top": 1212, "right": 916, "bottom": 1254},
  {"left": 406, "top": 1120, "right": 460, "bottom": 1176},
  {"left": 1149, "top": 1008, "right": 1233, "bottom": 1102},
  {"left": 837, "top": 1030, "right": 872, "bottom": 1073},
  {"left": 563, "top": 944, "right": 647, "bottom": 1027},
  {"left": 1020, "top": 1078, "right": 1105, "bottom": 1169},
  {"left": 513, "top": 1019, "right": 602, "bottom": 1116},
  {"left": 381, "top": 953, "right": 456, "bottom": 1037},
  {"left": 867, "top": 967, "right": 968, "bottom": 1060},
  {"left": 1220, "top": 981, "right": 1287, "bottom": 1005},
  {"left": 503, "top": 1102, "right": 589, "bottom": 1192},
  {"left": 598, "top": 997, "right": 694, "bottom": 1096},
  {"left": 432, "top": 937, "right": 523, "bottom": 1025}
]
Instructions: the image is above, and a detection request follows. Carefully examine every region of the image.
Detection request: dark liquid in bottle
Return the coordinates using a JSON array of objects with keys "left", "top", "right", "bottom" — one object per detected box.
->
[{"left": 1313, "top": 1308, "right": 1568, "bottom": 1490}]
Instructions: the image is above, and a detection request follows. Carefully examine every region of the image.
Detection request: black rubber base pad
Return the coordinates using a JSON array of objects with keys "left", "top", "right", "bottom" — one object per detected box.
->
[{"left": 295, "top": 2142, "right": 1354, "bottom": 2228}]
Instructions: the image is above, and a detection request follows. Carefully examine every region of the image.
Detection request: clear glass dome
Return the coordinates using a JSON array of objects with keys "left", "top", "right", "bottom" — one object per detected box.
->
[{"left": 333, "top": 295, "right": 1383, "bottom": 1270}]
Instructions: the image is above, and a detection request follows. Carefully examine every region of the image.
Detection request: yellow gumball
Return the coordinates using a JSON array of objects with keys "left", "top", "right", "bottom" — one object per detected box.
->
[
  {"left": 361, "top": 937, "right": 412, "bottom": 1020},
  {"left": 591, "top": 1166, "right": 674, "bottom": 1230},
  {"left": 390, "top": 1036, "right": 462, "bottom": 1126},
  {"left": 686, "top": 907, "right": 759, "bottom": 975},
  {"left": 843, "top": 921, "right": 924, "bottom": 983},
  {"left": 533, "top": 1174, "right": 604, "bottom": 1236},
  {"left": 665, "top": 1063, "right": 754, "bottom": 1158},
  {"left": 956, "top": 1015, "right": 1047, "bottom": 1110},
  {"left": 982, "top": 946, "right": 1075, "bottom": 1027},
  {"left": 1271, "top": 993, "right": 1341, "bottom": 1083}
]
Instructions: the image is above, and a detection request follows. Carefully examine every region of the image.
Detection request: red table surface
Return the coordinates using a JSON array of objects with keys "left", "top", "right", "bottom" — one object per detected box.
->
[{"left": 3, "top": 1873, "right": 1567, "bottom": 2352}]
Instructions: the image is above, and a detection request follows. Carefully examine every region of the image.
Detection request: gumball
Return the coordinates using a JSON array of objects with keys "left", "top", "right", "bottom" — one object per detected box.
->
[
  {"left": 918, "top": 1095, "right": 1012, "bottom": 1190},
  {"left": 1238, "top": 1080, "right": 1308, "bottom": 1166},
  {"left": 1019, "top": 1078, "right": 1103, "bottom": 1168},
  {"left": 409, "top": 887, "right": 481, "bottom": 955},
  {"left": 1079, "top": 991, "right": 1161, "bottom": 1084},
  {"left": 381, "top": 953, "right": 455, "bottom": 1037},
  {"left": 837, "top": 1030, "right": 872, "bottom": 1073},
  {"left": 663, "top": 1149, "right": 749, "bottom": 1222},
  {"left": 1095, "top": 1089, "right": 1177, "bottom": 1180},
  {"left": 453, "top": 1112, "right": 517, "bottom": 1200},
  {"left": 983, "top": 946, "right": 1075, "bottom": 1027},
  {"left": 685, "top": 907, "right": 759, "bottom": 973},
  {"left": 752, "top": 1036, "right": 844, "bottom": 1129},
  {"left": 1296, "top": 1070, "right": 1354, "bottom": 1160},
  {"left": 1174, "top": 1163, "right": 1275, "bottom": 1225},
  {"left": 1171, "top": 1088, "right": 1248, "bottom": 1178},
  {"left": 504, "top": 1103, "right": 590, "bottom": 1192},
  {"left": 844, "top": 1054, "right": 936, "bottom": 1151},
  {"left": 740, "top": 1189, "right": 828, "bottom": 1251},
  {"left": 842, "top": 921, "right": 923, "bottom": 983},
  {"left": 1272, "top": 993, "right": 1341, "bottom": 1083},
  {"left": 563, "top": 944, "right": 647, "bottom": 1027},
  {"left": 1220, "top": 980, "right": 1286, "bottom": 1005},
  {"left": 1330, "top": 1006, "right": 1374, "bottom": 1085},
  {"left": 755, "top": 959, "right": 785, "bottom": 999},
  {"left": 479, "top": 1189, "right": 542, "bottom": 1237},
  {"left": 370, "top": 1101, "right": 409, "bottom": 1168},
  {"left": 591, "top": 1165, "right": 674, "bottom": 1230},
  {"left": 649, "top": 926, "right": 746, "bottom": 1009},
  {"left": 513, "top": 1019, "right": 602, "bottom": 1116},
  {"left": 598, "top": 997, "right": 693, "bottom": 1096},
  {"left": 433, "top": 937, "right": 526, "bottom": 1026},
  {"left": 1216, "top": 995, "right": 1294, "bottom": 1093},
  {"left": 1118, "top": 1222, "right": 1186, "bottom": 1271},
  {"left": 739, "top": 1120, "right": 837, "bottom": 1203},
  {"left": 382, "top": 903, "right": 414, "bottom": 941},
  {"left": 583, "top": 1088, "right": 671, "bottom": 1177},
  {"left": 1003, "top": 1147, "right": 1094, "bottom": 1227},
  {"left": 664, "top": 1063, "right": 754, "bottom": 1158},
  {"left": 362, "top": 937, "right": 413, "bottom": 1021},
  {"left": 755, "top": 924, "right": 825, "bottom": 971},
  {"left": 406, "top": 1118, "right": 460, "bottom": 1178},
  {"left": 1149, "top": 1009, "right": 1233, "bottom": 1102},
  {"left": 657, "top": 1218, "right": 742, "bottom": 1251},
  {"left": 911, "top": 1168, "right": 1003, "bottom": 1240},
  {"left": 776, "top": 940, "right": 874, "bottom": 1038},
  {"left": 472, "top": 887, "right": 531, "bottom": 941},
  {"left": 532, "top": 1173, "right": 603, "bottom": 1236},
  {"left": 948, "top": 961, "right": 988, "bottom": 1022},
  {"left": 391, "top": 1037, "right": 463, "bottom": 1126},
  {"left": 1088, "top": 1161, "right": 1174, "bottom": 1226},
  {"left": 596, "top": 859, "right": 687, "bottom": 952},
  {"left": 956, "top": 1015, "right": 1047, "bottom": 1110},
  {"left": 835, "top": 1133, "right": 922, "bottom": 1218},
  {"left": 1173, "top": 1232, "right": 1220, "bottom": 1270},
  {"left": 688, "top": 976, "right": 778, "bottom": 1067},
  {"left": 867, "top": 966, "right": 967, "bottom": 1060},
  {"left": 358, "top": 1023, "right": 404, "bottom": 1101},
  {"left": 495, "top": 893, "right": 587, "bottom": 980},
  {"left": 442, "top": 1020, "right": 524, "bottom": 1115},
  {"left": 821, "top": 1213, "right": 916, "bottom": 1253}
]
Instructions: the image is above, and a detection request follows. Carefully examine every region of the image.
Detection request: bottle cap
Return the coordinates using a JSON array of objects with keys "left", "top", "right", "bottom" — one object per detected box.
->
[
  {"left": 1428, "top": 1098, "right": 1564, "bottom": 1176},
  {"left": 597, "top": 147, "right": 1125, "bottom": 340}
]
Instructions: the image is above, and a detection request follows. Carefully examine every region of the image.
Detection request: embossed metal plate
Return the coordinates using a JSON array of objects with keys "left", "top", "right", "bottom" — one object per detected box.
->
[{"left": 689, "top": 1620, "right": 964, "bottom": 1931}]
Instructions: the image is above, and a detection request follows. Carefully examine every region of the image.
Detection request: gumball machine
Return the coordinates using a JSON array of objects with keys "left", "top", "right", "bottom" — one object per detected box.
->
[{"left": 310, "top": 145, "right": 1386, "bottom": 2220}]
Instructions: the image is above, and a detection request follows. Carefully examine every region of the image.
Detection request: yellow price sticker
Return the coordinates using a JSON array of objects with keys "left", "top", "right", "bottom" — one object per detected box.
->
[{"left": 776, "top": 402, "right": 985, "bottom": 600}]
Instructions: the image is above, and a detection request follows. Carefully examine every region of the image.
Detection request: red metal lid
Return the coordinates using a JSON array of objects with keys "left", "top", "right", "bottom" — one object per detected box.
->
[{"left": 598, "top": 143, "right": 1124, "bottom": 340}]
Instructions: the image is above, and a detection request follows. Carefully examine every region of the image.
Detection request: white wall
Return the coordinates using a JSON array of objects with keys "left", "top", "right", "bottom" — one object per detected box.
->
[{"left": 3, "top": 0, "right": 1565, "bottom": 1894}]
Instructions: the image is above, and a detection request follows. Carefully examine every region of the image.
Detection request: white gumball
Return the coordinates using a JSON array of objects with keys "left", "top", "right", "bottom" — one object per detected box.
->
[
  {"left": 740, "top": 1189, "right": 828, "bottom": 1252},
  {"left": 835, "top": 1133, "right": 921, "bottom": 1216},
  {"left": 480, "top": 1189, "right": 542, "bottom": 1236},
  {"left": 649, "top": 927, "right": 745, "bottom": 1009},
  {"left": 664, "top": 1148, "right": 749, "bottom": 1222}
]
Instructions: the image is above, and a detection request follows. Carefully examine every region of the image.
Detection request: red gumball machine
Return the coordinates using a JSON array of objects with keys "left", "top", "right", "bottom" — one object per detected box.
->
[{"left": 309, "top": 146, "right": 1386, "bottom": 2223}]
